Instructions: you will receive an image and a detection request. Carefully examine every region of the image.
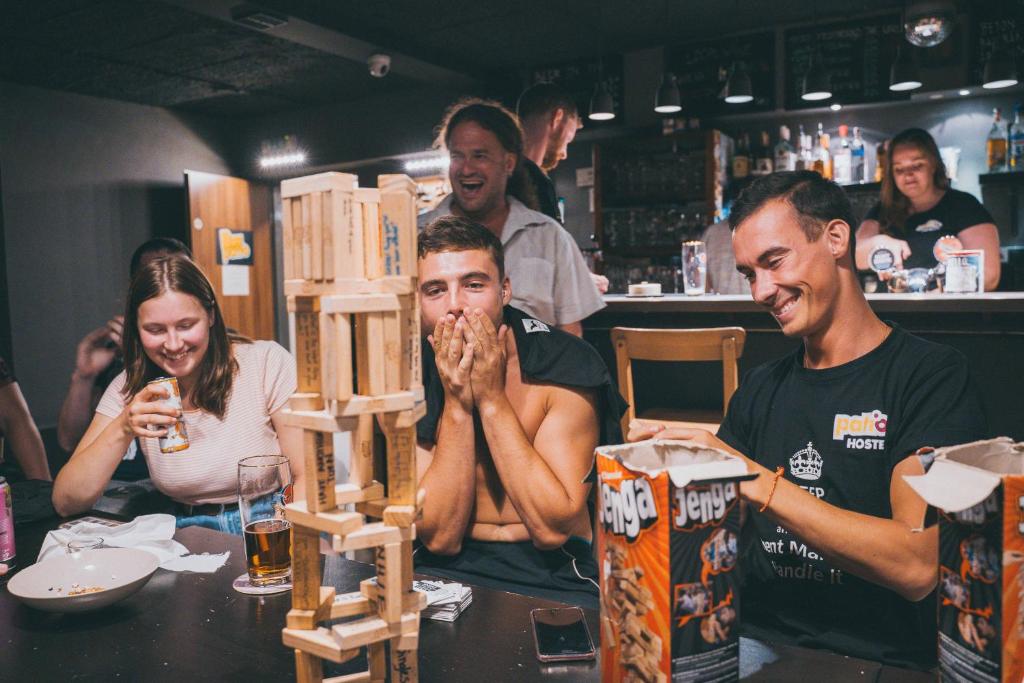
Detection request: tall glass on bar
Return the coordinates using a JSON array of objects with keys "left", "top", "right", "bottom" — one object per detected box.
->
[
  {"left": 238, "top": 455, "right": 292, "bottom": 587},
  {"left": 682, "top": 241, "right": 707, "bottom": 296}
]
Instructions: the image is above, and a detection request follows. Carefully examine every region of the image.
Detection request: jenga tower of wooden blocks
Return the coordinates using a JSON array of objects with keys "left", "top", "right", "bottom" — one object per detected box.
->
[{"left": 279, "top": 172, "right": 425, "bottom": 683}]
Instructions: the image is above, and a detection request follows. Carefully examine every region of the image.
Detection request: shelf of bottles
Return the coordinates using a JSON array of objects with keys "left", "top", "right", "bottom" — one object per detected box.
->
[
  {"left": 988, "top": 106, "right": 1024, "bottom": 174},
  {"left": 600, "top": 149, "right": 707, "bottom": 208}
]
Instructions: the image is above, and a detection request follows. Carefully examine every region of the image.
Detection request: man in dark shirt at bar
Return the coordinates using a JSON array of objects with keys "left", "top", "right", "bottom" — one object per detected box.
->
[
  {"left": 516, "top": 82, "right": 580, "bottom": 224},
  {"left": 632, "top": 171, "right": 986, "bottom": 669}
]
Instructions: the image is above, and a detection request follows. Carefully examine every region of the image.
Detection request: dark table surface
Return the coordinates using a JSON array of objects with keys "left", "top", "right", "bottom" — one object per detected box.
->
[{"left": 2, "top": 516, "right": 935, "bottom": 681}]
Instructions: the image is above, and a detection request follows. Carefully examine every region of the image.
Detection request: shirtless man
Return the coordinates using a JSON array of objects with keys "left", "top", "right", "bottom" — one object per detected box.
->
[{"left": 413, "top": 215, "right": 622, "bottom": 607}]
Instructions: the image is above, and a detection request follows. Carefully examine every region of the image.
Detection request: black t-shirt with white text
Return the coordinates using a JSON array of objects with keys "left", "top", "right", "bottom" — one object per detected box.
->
[
  {"left": 717, "top": 325, "right": 986, "bottom": 669},
  {"left": 865, "top": 189, "right": 993, "bottom": 270}
]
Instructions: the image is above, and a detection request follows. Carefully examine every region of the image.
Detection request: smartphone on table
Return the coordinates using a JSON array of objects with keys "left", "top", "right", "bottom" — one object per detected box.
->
[{"left": 530, "top": 606, "right": 597, "bottom": 662}]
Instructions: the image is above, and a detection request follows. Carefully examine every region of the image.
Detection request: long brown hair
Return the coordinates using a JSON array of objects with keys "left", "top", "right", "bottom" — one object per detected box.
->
[
  {"left": 122, "top": 255, "right": 250, "bottom": 418},
  {"left": 878, "top": 128, "right": 949, "bottom": 234},
  {"left": 433, "top": 97, "right": 540, "bottom": 212}
]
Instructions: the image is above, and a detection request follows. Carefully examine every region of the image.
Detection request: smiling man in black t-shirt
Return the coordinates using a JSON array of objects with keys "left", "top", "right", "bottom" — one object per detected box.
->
[{"left": 631, "top": 171, "right": 987, "bottom": 669}]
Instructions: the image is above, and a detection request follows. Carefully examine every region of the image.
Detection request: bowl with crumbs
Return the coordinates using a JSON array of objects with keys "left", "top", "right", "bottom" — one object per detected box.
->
[{"left": 7, "top": 548, "right": 160, "bottom": 612}]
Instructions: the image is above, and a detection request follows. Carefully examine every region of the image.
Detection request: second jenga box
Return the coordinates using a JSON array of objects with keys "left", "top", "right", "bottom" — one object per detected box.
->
[
  {"left": 594, "top": 439, "right": 754, "bottom": 683},
  {"left": 904, "top": 437, "right": 1024, "bottom": 683}
]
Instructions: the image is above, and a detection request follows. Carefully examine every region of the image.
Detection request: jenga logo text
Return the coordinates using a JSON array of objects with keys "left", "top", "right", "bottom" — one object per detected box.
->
[
  {"left": 673, "top": 482, "right": 737, "bottom": 531},
  {"left": 601, "top": 478, "right": 658, "bottom": 542}
]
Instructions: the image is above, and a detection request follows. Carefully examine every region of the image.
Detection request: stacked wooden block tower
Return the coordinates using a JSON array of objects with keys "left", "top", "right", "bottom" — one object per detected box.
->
[{"left": 277, "top": 172, "right": 425, "bottom": 683}]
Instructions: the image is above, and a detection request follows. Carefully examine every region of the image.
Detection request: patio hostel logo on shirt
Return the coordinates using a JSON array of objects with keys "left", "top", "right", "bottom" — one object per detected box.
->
[
  {"left": 522, "top": 318, "right": 550, "bottom": 334},
  {"left": 833, "top": 410, "right": 888, "bottom": 451},
  {"left": 915, "top": 218, "right": 943, "bottom": 233}
]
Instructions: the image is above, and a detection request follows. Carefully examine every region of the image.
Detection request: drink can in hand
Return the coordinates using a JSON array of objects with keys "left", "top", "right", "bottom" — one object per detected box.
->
[
  {"left": 0, "top": 476, "right": 15, "bottom": 569},
  {"left": 147, "top": 376, "right": 189, "bottom": 453}
]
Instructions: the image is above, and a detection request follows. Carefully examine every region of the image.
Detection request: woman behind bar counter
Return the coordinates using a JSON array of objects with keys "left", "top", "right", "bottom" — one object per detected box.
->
[
  {"left": 855, "top": 128, "right": 1000, "bottom": 290},
  {"left": 53, "top": 255, "right": 303, "bottom": 531}
]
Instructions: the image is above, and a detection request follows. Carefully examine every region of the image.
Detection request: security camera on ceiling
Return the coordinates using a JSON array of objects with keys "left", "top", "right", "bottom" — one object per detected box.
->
[{"left": 368, "top": 53, "right": 391, "bottom": 78}]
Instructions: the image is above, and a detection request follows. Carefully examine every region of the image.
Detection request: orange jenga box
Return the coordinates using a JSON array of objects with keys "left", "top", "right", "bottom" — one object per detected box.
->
[
  {"left": 904, "top": 437, "right": 1024, "bottom": 683},
  {"left": 595, "top": 439, "right": 754, "bottom": 683}
]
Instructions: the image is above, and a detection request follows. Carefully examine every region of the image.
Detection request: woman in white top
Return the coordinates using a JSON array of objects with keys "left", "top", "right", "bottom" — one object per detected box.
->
[{"left": 53, "top": 255, "right": 303, "bottom": 532}]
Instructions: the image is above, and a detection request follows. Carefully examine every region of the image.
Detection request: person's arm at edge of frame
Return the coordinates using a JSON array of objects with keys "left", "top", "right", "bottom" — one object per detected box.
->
[
  {"left": 630, "top": 422, "right": 936, "bottom": 602},
  {"left": 466, "top": 310, "right": 598, "bottom": 550},
  {"left": 0, "top": 382, "right": 51, "bottom": 481},
  {"left": 58, "top": 320, "right": 122, "bottom": 452},
  {"left": 415, "top": 316, "right": 478, "bottom": 555},
  {"left": 958, "top": 222, "right": 1001, "bottom": 291}
]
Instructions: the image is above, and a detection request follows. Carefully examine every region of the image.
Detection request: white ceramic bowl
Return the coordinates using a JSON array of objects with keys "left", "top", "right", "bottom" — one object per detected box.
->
[{"left": 7, "top": 548, "right": 160, "bottom": 612}]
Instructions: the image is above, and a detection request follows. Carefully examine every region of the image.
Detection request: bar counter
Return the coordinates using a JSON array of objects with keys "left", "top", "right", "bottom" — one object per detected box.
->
[{"left": 585, "top": 292, "right": 1024, "bottom": 440}]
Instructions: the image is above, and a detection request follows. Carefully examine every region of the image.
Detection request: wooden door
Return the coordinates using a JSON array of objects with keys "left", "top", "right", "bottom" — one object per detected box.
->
[{"left": 185, "top": 171, "right": 275, "bottom": 341}]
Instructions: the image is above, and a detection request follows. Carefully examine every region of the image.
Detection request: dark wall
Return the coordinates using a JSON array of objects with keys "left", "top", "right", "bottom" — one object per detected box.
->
[{"left": 0, "top": 81, "right": 235, "bottom": 428}]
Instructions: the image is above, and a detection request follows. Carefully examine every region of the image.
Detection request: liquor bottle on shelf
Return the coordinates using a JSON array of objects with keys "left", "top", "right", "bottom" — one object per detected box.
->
[
  {"left": 875, "top": 140, "right": 888, "bottom": 182},
  {"left": 812, "top": 123, "right": 832, "bottom": 179},
  {"left": 851, "top": 126, "right": 866, "bottom": 183},
  {"left": 833, "top": 124, "right": 853, "bottom": 185},
  {"left": 754, "top": 131, "right": 774, "bottom": 175},
  {"left": 732, "top": 133, "right": 751, "bottom": 179},
  {"left": 987, "top": 107, "right": 1008, "bottom": 172},
  {"left": 795, "top": 124, "right": 812, "bottom": 171},
  {"left": 1009, "top": 104, "right": 1024, "bottom": 171},
  {"left": 774, "top": 125, "right": 797, "bottom": 172}
]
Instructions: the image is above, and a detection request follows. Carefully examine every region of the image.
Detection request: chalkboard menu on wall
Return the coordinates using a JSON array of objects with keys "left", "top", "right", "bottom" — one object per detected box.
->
[
  {"left": 530, "top": 54, "right": 625, "bottom": 125},
  {"left": 784, "top": 14, "right": 907, "bottom": 110},
  {"left": 969, "top": 0, "right": 1024, "bottom": 85},
  {"left": 666, "top": 32, "right": 775, "bottom": 116}
]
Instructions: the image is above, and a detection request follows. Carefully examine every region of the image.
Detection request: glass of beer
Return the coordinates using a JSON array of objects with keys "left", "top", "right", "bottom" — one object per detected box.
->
[
  {"left": 682, "top": 240, "right": 707, "bottom": 296},
  {"left": 237, "top": 455, "right": 292, "bottom": 587}
]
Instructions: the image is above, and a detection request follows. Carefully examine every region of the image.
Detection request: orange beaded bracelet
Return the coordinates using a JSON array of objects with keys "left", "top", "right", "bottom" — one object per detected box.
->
[{"left": 758, "top": 466, "right": 786, "bottom": 513}]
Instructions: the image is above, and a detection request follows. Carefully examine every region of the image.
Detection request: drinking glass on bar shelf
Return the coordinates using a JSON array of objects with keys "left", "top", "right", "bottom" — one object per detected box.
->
[
  {"left": 682, "top": 241, "right": 707, "bottom": 296},
  {"left": 238, "top": 455, "right": 293, "bottom": 587}
]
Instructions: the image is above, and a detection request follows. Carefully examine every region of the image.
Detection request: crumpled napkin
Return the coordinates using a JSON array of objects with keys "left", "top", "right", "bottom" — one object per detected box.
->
[{"left": 37, "top": 514, "right": 230, "bottom": 572}]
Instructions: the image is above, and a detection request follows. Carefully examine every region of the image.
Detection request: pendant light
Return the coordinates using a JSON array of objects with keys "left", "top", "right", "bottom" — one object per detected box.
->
[
  {"left": 801, "top": 51, "right": 832, "bottom": 101},
  {"left": 654, "top": 73, "right": 682, "bottom": 114},
  {"left": 982, "top": 47, "right": 1019, "bottom": 89},
  {"left": 889, "top": 47, "right": 923, "bottom": 91},
  {"left": 721, "top": 62, "right": 753, "bottom": 104},
  {"left": 904, "top": 0, "right": 955, "bottom": 47},
  {"left": 589, "top": 82, "right": 616, "bottom": 121}
]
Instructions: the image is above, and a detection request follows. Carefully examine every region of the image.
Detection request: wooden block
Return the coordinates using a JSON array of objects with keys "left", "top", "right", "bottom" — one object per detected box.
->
[
  {"left": 382, "top": 505, "right": 417, "bottom": 528},
  {"left": 289, "top": 393, "right": 323, "bottom": 412},
  {"left": 401, "top": 540, "right": 414, "bottom": 594},
  {"left": 285, "top": 501, "right": 363, "bottom": 537},
  {"left": 389, "top": 403, "right": 426, "bottom": 429},
  {"left": 383, "top": 311, "right": 402, "bottom": 393},
  {"left": 320, "top": 311, "right": 353, "bottom": 402},
  {"left": 286, "top": 586, "right": 337, "bottom": 629},
  {"left": 290, "top": 197, "right": 304, "bottom": 281},
  {"left": 321, "top": 189, "right": 334, "bottom": 282},
  {"left": 335, "top": 480, "right": 385, "bottom": 505},
  {"left": 320, "top": 294, "right": 401, "bottom": 315},
  {"left": 292, "top": 525, "right": 322, "bottom": 610},
  {"left": 389, "top": 641, "right": 419, "bottom": 683},
  {"left": 355, "top": 498, "right": 387, "bottom": 520},
  {"left": 294, "top": 649, "right": 322, "bottom": 683},
  {"left": 331, "top": 187, "right": 360, "bottom": 281},
  {"left": 302, "top": 430, "right": 336, "bottom": 513},
  {"left": 368, "top": 641, "right": 387, "bottom": 682},
  {"left": 330, "top": 591, "right": 372, "bottom": 619},
  {"left": 282, "top": 197, "right": 295, "bottom": 282},
  {"left": 354, "top": 311, "right": 387, "bottom": 398},
  {"left": 349, "top": 414, "right": 376, "bottom": 488},
  {"left": 397, "top": 293, "right": 421, "bottom": 393},
  {"left": 396, "top": 617, "right": 420, "bottom": 651},
  {"left": 301, "top": 193, "right": 313, "bottom": 280},
  {"left": 281, "top": 172, "right": 357, "bottom": 199},
  {"left": 285, "top": 276, "right": 416, "bottom": 298},
  {"left": 332, "top": 521, "right": 412, "bottom": 553},
  {"left": 311, "top": 191, "right": 324, "bottom": 281},
  {"left": 290, "top": 297, "right": 321, "bottom": 398},
  {"left": 357, "top": 580, "right": 426, "bottom": 612},
  {"left": 375, "top": 543, "right": 403, "bottom": 623},
  {"left": 377, "top": 414, "right": 417, "bottom": 506},
  {"left": 323, "top": 673, "right": 370, "bottom": 683},
  {"left": 326, "top": 392, "right": 418, "bottom": 418},
  {"left": 331, "top": 612, "right": 419, "bottom": 651},
  {"left": 278, "top": 408, "right": 358, "bottom": 434},
  {"left": 282, "top": 627, "right": 359, "bottom": 664},
  {"left": 357, "top": 188, "right": 383, "bottom": 279},
  {"left": 378, "top": 174, "right": 417, "bottom": 278}
]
